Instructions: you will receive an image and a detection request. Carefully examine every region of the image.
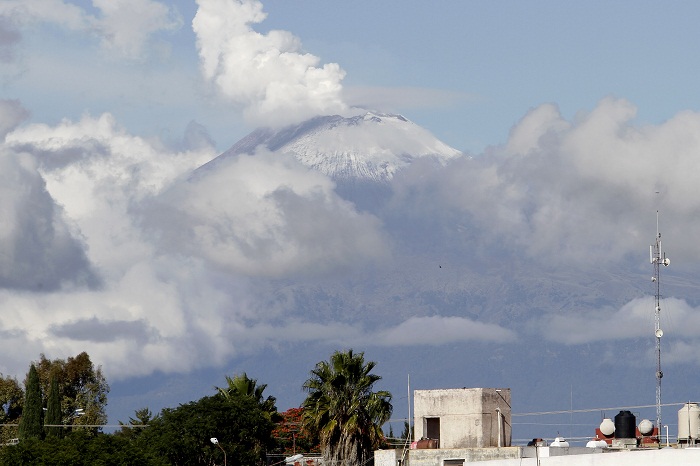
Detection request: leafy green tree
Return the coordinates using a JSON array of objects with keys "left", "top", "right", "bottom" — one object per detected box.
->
[
  {"left": 216, "top": 373, "right": 279, "bottom": 460},
  {"left": 116, "top": 407, "right": 158, "bottom": 441},
  {"left": 45, "top": 376, "right": 62, "bottom": 438},
  {"left": 0, "top": 431, "right": 154, "bottom": 465},
  {"left": 35, "top": 352, "right": 109, "bottom": 432},
  {"left": 0, "top": 374, "right": 23, "bottom": 443},
  {"left": 18, "top": 364, "right": 43, "bottom": 441},
  {"left": 139, "top": 393, "right": 276, "bottom": 466},
  {"left": 302, "top": 349, "right": 392, "bottom": 466}
]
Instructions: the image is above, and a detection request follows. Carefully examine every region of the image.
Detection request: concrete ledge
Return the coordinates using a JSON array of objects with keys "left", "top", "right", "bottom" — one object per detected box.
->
[{"left": 407, "top": 447, "right": 521, "bottom": 466}]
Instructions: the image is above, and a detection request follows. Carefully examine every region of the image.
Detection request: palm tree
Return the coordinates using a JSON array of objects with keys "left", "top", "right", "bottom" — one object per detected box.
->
[
  {"left": 216, "top": 373, "right": 277, "bottom": 414},
  {"left": 216, "top": 373, "right": 278, "bottom": 463},
  {"left": 302, "top": 349, "right": 392, "bottom": 466}
]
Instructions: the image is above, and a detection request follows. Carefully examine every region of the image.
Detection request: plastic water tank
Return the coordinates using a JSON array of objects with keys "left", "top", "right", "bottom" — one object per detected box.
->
[
  {"left": 599, "top": 418, "right": 615, "bottom": 437},
  {"left": 614, "top": 410, "right": 636, "bottom": 439},
  {"left": 550, "top": 437, "right": 569, "bottom": 447},
  {"left": 638, "top": 419, "right": 654, "bottom": 436},
  {"left": 586, "top": 440, "right": 608, "bottom": 448},
  {"left": 678, "top": 403, "right": 700, "bottom": 440}
]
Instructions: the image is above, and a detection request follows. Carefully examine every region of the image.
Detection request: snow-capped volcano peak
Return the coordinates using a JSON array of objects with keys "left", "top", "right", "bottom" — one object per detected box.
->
[{"left": 217, "top": 112, "right": 462, "bottom": 182}]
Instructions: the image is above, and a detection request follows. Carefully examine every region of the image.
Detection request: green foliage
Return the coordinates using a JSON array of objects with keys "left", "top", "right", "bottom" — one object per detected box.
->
[
  {"left": 302, "top": 349, "right": 392, "bottom": 466},
  {"left": 138, "top": 393, "right": 276, "bottom": 466},
  {"left": 18, "top": 364, "right": 43, "bottom": 441},
  {"left": 0, "top": 431, "right": 153, "bottom": 465},
  {"left": 115, "top": 407, "right": 158, "bottom": 441},
  {"left": 216, "top": 372, "right": 277, "bottom": 415},
  {"left": 45, "top": 376, "right": 63, "bottom": 438},
  {"left": 34, "top": 352, "right": 109, "bottom": 433},
  {"left": 1, "top": 360, "right": 307, "bottom": 464},
  {"left": 0, "top": 374, "right": 23, "bottom": 443}
]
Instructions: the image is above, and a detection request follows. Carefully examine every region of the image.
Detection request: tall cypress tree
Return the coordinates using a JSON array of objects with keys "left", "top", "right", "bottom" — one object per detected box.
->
[
  {"left": 45, "top": 376, "right": 62, "bottom": 438},
  {"left": 18, "top": 364, "right": 43, "bottom": 440}
]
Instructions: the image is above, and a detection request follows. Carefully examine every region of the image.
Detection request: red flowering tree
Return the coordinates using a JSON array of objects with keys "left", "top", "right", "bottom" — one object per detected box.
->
[{"left": 272, "top": 407, "right": 320, "bottom": 455}]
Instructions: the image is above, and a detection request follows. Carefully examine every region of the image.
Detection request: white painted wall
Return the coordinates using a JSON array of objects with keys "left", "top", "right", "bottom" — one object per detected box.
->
[{"left": 413, "top": 388, "right": 512, "bottom": 448}]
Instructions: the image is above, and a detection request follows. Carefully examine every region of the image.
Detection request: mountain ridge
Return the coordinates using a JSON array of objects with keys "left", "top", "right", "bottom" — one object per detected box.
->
[{"left": 207, "top": 111, "right": 463, "bottom": 183}]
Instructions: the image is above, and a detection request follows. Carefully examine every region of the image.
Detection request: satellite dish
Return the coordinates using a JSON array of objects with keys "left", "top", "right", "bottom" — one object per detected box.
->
[
  {"left": 655, "top": 329, "right": 664, "bottom": 338},
  {"left": 663, "top": 258, "right": 671, "bottom": 266}
]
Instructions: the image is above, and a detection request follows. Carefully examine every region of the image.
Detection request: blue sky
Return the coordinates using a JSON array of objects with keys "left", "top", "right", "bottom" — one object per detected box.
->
[
  {"left": 5, "top": 0, "right": 700, "bottom": 434},
  {"left": 6, "top": 1, "right": 700, "bottom": 154}
]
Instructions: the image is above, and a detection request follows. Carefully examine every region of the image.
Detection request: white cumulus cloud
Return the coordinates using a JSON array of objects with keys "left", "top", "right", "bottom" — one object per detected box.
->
[
  {"left": 192, "top": 0, "right": 347, "bottom": 127},
  {"left": 390, "top": 97, "right": 700, "bottom": 266},
  {"left": 376, "top": 316, "right": 517, "bottom": 346}
]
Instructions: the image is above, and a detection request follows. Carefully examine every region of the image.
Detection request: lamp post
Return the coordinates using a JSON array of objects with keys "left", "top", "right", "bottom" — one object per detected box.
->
[{"left": 211, "top": 437, "right": 227, "bottom": 466}]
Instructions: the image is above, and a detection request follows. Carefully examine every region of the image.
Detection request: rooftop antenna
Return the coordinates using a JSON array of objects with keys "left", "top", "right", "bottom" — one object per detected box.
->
[{"left": 650, "top": 209, "right": 670, "bottom": 437}]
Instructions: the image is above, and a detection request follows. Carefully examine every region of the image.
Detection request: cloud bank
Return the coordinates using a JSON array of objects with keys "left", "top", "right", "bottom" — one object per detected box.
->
[
  {"left": 3, "top": 94, "right": 700, "bottom": 382},
  {"left": 192, "top": 0, "right": 347, "bottom": 127},
  {"left": 0, "top": 109, "right": 393, "bottom": 379},
  {"left": 391, "top": 98, "right": 700, "bottom": 266},
  {"left": 0, "top": 0, "right": 181, "bottom": 59}
]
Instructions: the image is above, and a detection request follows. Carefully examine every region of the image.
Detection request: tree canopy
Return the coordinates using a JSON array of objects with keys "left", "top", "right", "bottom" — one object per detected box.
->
[
  {"left": 216, "top": 372, "right": 277, "bottom": 415},
  {"left": 45, "top": 376, "right": 62, "bottom": 438},
  {"left": 0, "top": 349, "right": 396, "bottom": 465},
  {"left": 139, "top": 389, "right": 277, "bottom": 466},
  {"left": 272, "top": 407, "right": 320, "bottom": 456},
  {"left": 34, "top": 352, "right": 109, "bottom": 432},
  {"left": 0, "top": 374, "right": 22, "bottom": 443},
  {"left": 302, "top": 349, "right": 393, "bottom": 466},
  {"left": 18, "top": 364, "right": 43, "bottom": 441}
]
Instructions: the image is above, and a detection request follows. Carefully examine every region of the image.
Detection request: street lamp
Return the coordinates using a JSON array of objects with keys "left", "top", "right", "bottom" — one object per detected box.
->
[{"left": 211, "top": 437, "right": 227, "bottom": 466}]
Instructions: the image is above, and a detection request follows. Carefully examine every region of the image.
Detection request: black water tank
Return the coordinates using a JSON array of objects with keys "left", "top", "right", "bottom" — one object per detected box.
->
[{"left": 614, "top": 410, "right": 636, "bottom": 438}]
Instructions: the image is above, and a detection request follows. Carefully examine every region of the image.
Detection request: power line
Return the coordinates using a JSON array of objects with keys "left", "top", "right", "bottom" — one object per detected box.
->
[{"left": 513, "top": 401, "right": 687, "bottom": 417}]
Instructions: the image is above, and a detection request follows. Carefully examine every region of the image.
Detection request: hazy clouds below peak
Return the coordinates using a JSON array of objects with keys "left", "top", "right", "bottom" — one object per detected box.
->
[
  {"left": 2, "top": 96, "right": 700, "bottom": 391},
  {"left": 143, "top": 149, "right": 390, "bottom": 278},
  {"left": 388, "top": 98, "right": 700, "bottom": 268}
]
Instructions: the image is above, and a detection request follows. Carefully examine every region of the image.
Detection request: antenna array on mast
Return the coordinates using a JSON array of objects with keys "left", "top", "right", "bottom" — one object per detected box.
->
[{"left": 650, "top": 210, "right": 670, "bottom": 435}]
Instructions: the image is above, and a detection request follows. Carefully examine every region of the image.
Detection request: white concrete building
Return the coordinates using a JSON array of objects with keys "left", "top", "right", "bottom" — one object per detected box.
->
[
  {"left": 375, "top": 387, "right": 700, "bottom": 466},
  {"left": 413, "top": 388, "right": 512, "bottom": 449}
]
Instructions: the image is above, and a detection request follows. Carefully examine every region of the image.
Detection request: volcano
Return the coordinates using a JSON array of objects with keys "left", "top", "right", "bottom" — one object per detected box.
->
[{"left": 211, "top": 112, "right": 462, "bottom": 182}]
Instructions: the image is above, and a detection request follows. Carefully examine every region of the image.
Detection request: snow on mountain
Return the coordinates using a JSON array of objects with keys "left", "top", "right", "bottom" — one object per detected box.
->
[{"left": 214, "top": 112, "right": 463, "bottom": 183}]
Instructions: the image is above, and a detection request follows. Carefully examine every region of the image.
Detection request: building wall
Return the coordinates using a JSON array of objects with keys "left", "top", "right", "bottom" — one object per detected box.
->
[
  {"left": 408, "top": 447, "right": 521, "bottom": 466},
  {"left": 374, "top": 449, "right": 402, "bottom": 466},
  {"left": 413, "top": 388, "right": 511, "bottom": 449}
]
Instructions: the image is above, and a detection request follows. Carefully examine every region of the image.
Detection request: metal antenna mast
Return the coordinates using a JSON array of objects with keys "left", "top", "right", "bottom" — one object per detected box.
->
[{"left": 650, "top": 210, "right": 669, "bottom": 436}]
